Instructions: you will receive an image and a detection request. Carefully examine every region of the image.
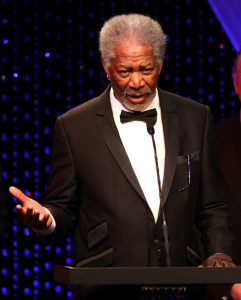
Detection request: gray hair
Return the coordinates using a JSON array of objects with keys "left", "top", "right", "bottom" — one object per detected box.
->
[
  {"left": 232, "top": 47, "right": 241, "bottom": 83},
  {"left": 99, "top": 13, "right": 167, "bottom": 68}
]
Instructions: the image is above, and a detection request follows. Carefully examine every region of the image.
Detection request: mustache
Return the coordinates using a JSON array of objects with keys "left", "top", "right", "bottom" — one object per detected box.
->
[{"left": 123, "top": 88, "right": 152, "bottom": 97}]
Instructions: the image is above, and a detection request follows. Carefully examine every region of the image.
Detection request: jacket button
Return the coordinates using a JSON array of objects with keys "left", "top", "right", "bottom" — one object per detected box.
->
[{"left": 153, "top": 239, "right": 159, "bottom": 246}]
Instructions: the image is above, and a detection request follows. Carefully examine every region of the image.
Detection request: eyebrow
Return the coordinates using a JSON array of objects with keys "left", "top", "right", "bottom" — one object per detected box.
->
[{"left": 118, "top": 63, "right": 154, "bottom": 69}]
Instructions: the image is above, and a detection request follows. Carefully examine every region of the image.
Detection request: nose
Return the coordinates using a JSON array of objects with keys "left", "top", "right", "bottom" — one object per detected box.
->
[{"left": 129, "top": 71, "right": 144, "bottom": 89}]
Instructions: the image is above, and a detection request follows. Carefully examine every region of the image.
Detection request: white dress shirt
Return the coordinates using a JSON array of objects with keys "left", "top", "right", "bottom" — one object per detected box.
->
[{"left": 110, "top": 88, "right": 165, "bottom": 222}]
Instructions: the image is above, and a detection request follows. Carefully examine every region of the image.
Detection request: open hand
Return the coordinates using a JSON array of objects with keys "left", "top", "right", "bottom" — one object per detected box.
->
[{"left": 9, "top": 186, "right": 52, "bottom": 231}]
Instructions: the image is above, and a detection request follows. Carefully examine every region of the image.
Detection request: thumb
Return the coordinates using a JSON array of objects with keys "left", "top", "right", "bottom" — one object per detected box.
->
[{"left": 9, "top": 186, "right": 31, "bottom": 205}]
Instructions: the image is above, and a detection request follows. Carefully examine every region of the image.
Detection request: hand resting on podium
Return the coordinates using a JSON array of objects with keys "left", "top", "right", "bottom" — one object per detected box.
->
[{"left": 199, "top": 253, "right": 241, "bottom": 299}]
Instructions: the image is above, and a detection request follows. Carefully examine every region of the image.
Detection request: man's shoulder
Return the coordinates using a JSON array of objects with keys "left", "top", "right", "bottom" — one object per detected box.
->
[
  {"left": 158, "top": 88, "right": 208, "bottom": 112},
  {"left": 60, "top": 86, "right": 110, "bottom": 120}
]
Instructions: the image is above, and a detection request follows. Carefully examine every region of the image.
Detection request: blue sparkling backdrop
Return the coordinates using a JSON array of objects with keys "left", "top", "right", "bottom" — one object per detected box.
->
[{"left": 0, "top": 0, "right": 240, "bottom": 299}]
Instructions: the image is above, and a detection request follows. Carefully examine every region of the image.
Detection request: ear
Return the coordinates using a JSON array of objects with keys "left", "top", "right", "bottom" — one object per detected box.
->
[{"left": 101, "top": 55, "right": 110, "bottom": 77}]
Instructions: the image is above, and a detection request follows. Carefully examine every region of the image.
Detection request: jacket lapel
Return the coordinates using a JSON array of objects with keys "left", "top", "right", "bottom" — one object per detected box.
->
[
  {"left": 158, "top": 89, "right": 179, "bottom": 206},
  {"left": 95, "top": 86, "right": 146, "bottom": 201}
]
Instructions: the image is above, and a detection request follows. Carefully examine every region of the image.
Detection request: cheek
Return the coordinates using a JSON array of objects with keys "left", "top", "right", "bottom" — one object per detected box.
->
[
  {"left": 112, "top": 77, "right": 129, "bottom": 90},
  {"left": 147, "top": 75, "right": 159, "bottom": 88}
]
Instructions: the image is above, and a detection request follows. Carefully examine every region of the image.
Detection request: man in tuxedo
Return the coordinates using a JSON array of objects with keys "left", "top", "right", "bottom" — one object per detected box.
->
[
  {"left": 9, "top": 14, "right": 241, "bottom": 299},
  {"left": 214, "top": 48, "right": 241, "bottom": 265}
]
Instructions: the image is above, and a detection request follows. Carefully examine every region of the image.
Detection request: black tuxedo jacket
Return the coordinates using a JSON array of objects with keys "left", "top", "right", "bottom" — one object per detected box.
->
[
  {"left": 215, "top": 113, "right": 241, "bottom": 265},
  {"left": 41, "top": 86, "right": 235, "bottom": 269}
]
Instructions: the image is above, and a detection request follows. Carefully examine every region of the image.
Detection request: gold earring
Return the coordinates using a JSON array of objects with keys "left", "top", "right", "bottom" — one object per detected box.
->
[{"left": 106, "top": 75, "right": 110, "bottom": 80}]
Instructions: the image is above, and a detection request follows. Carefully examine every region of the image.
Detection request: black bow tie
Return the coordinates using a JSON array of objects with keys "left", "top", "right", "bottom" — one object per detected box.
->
[{"left": 120, "top": 108, "right": 157, "bottom": 133}]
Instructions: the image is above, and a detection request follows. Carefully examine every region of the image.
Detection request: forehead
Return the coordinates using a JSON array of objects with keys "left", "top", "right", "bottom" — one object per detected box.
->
[{"left": 113, "top": 39, "right": 155, "bottom": 64}]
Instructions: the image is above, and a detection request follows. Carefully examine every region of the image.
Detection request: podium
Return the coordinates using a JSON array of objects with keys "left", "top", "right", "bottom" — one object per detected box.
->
[
  {"left": 54, "top": 265, "right": 241, "bottom": 285},
  {"left": 54, "top": 265, "right": 241, "bottom": 299}
]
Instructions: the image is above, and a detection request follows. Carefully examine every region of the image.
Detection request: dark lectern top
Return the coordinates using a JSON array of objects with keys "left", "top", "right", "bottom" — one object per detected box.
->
[{"left": 54, "top": 265, "right": 241, "bottom": 286}]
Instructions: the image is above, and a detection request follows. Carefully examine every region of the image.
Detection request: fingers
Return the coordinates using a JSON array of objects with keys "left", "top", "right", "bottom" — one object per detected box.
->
[
  {"left": 212, "top": 259, "right": 236, "bottom": 267},
  {"left": 200, "top": 253, "right": 236, "bottom": 268},
  {"left": 200, "top": 259, "right": 236, "bottom": 268},
  {"left": 31, "top": 211, "right": 52, "bottom": 230},
  {"left": 10, "top": 186, "right": 53, "bottom": 230},
  {"left": 15, "top": 204, "right": 37, "bottom": 227},
  {"left": 11, "top": 186, "right": 50, "bottom": 229},
  {"left": 9, "top": 186, "right": 31, "bottom": 205},
  {"left": 16, "top": 205, "right": 51, "bottom": 230},
  {"left": 39, "top": 211, "right": 51, "bottom": 226}
]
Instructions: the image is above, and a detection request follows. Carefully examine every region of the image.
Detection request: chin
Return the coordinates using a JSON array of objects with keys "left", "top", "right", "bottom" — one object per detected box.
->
[{"left": 123, "top": 99, "right": 153, "bottom": 112}]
